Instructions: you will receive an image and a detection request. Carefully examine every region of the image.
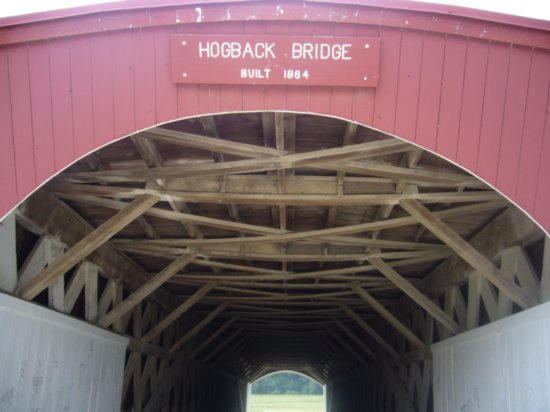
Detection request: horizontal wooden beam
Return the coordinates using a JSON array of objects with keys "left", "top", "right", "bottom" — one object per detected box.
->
[
  {"left": 116, "top": 244, "right": 451, "bottom": 263},
  {"left": 159, "top": 172, "right": 396, "bottom": 195},
  {"left": 327, "top": 159, "right": 484, "bottom": 187},
  {"left": 400, "top": 199, "right": 540, "bottom": 310},
  {"left": 51, "top": 182, "right": 501, "bottom": 206},
  {"left": 163, "top": 254, "right": 446, "bottom": 282},
  {"left": 17, "top": 194, "right": 159, "bottom": 300}
]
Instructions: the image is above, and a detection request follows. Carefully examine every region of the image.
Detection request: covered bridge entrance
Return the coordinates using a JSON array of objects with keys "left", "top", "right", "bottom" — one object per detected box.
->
[{"left": 0, "top": 1, "right": 550, "bottom": 411}]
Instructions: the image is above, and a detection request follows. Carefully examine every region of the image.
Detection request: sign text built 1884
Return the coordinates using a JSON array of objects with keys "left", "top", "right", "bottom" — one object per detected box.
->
[{"left": 171, "top": 34, "right": 381, "bottom": 88}]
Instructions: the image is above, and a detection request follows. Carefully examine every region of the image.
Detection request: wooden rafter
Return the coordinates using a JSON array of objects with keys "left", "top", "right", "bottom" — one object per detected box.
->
[
  {"left": 341, "top": 304, "right": 399, "bottom": 360},
  {"left": 351, "top": 282, "right": 428, "bottom": 351},
  {"left": 60, "top": 139, "right": 411, "bottom": 183},
  {"left": 17, "top": 194, "right": 159, "bottom": 300},
  {"left": 141, "top": 281, "right": 216, "bottom": 344},
  {"left": 170, "top": 302, "right": 229, "bottom": 353},
  {"left": 13, "top": 112, "right": 546, "bottom": 412},
  {"left": 98, "top": 253, "right": 196, "bottom": 328},
  {"left": 191, "top": 317, "right": 238, "bottom": 358},
  {"left": 400, "top": 198, "right": 540, "bottom": 309},
  {"left": 51, "top": 182, "right": 501, "bottom": 206},
  {"left": 368, "top": 256, "right": 462, "bottom": 335}
]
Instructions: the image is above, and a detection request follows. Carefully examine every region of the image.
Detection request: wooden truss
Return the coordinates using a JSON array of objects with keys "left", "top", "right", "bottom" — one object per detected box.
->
[{"left": 11, "top": 112, "right": 547, "bottom": 412}]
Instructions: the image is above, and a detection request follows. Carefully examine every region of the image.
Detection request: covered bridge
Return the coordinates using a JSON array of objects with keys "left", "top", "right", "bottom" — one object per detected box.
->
[{"left": 0, "top": 1, "right": 550, "bottom": 411}]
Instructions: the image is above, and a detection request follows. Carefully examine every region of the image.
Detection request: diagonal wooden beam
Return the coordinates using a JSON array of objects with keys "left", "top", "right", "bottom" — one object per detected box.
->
[
  {"left": 131, "top": 134, "right": 203, "bottom": 239},
  {"left": 334, "top": 320, "right": 378, "bottom": 362},
  {"left": 370, "top": 148, "right": 423, "bottom": 240},
  {"left": 52, "top": 193, "right": 283, "bottom": 236},
  {"left": 191, "top": 316, "right": 238, "bottom": 358},
  {"left": 368, "top": 256, "right": 462, "bottom": 335},
  {"left": 61, "top": 139, "right": 410, "bottom": 183},
  {"left": 141, "top": 281, "right": 216, "bottom": 344},
  {"left": 170, "top": 302, "right": 229, "bottom": 353},
  {"left": 400, "top": 198, "right": 540, "bottom": 309},
  {"left": 17, "top": 194, "right": 159, "bottom": 300},
  {"left": 203, "top": 328, "right": 244, "bottom": 363},
  {"left": 351, "top": 282, "right": 428, "bottom": 351},
  {"left": 327, "top": 328, "right": 369, "bottom": 368},
  {"left": 98, "top": 253, "right": 196, "bottom": 328},
  {"left": 396, "top": 207, "right": 540, "bottom": 319},
  {"left": 341, "top": 304, "right": 399, "bottom": 360},
  {"left": 17, "top": 191, "right": 178, "bottom": 311},
  {"left": 141, "top": 126, "right": 289, "bottom": 159}
]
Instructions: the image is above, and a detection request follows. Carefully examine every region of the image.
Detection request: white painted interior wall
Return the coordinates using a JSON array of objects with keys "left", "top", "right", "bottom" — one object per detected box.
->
[
  {"left": 432, "top": 300, "right": 550, "bottom": 412},
  {"left": 0, "top": 293, "right": 128, "bottom": 411}
]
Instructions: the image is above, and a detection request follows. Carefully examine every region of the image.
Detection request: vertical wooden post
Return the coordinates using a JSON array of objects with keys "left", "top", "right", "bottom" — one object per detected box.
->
[
  {"left": 541, "top": 236, "right": 550, "bottom": 302},
  {"left": 0, "top": 212, "right": 17, "bottom": 292}
]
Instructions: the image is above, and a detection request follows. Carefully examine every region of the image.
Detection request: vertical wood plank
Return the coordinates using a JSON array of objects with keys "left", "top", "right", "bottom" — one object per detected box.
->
[
  {"left": 216, "top": 22, "right": 244, "bottom": 114},
  {"left": 8, "top": 45, "right": 36, "bottom": 198},
  {"left": 28, "top": 42, "right": 55, "bottom": 185},
  {"left": 541, "top": 236, "right": 550, "bottom": 303},
  {"left": 84, "top": 262, "right": 98, "bottom": 322},
  {"left": 415, "top": 32, "right": 445, "bottom": 151},
  {"left": 436, "top": 35, "right": 467, "bottom": 161},
  {"left": 241, "top": 21, "right": 267, "bottom": 112},
  {"left": 394, "top": 30, "right": 423, "bottom": 141},
  {"left": 134, "top": 29, "right": 158, "bottom": 129},
  {"left": 496, "top": 45, "right": 532, "bottom": 198},
  {"left": 351, "top": 25, "right": 379, "bottom": 127},
  {"left": 90, "top": 33, "right": 115, "bottom": 148},
  {"left": 264, "top": 23, "right": 290, "bottom": 111},
  {"left": 476, "top": 42, "right": 509, "bottom": 185},
  {"left": 534, "top": 90, "right": 550, "bottom": 231},
  {"left": 515, "top": 51, "right": 550, "bottom": 212},
  {"left": 49, "top": 38, "right": 75, "bottom": 171},
  {"left": 70, "top": 37, "right": 95, "bottom": 158},
  {"left": 112, "top": 30, "right": 137, "bottom": 139},
  {"left": 373, "top": 27, "right": 401, "bottom": 134},
  {"left": 456, "top": 39, "right": 489, "bottom": 173},
  {"left": 155, "top": 27, "right": 178, "bottom": 124},
  {"left": 329, "top": 23, "right": 357, "bottom": 121},
  {"left": 0, "top": 48, "right": 18, "bottom": 214},
  {"left": 287, "top": 22, "right": 317, "bottom": 113}
]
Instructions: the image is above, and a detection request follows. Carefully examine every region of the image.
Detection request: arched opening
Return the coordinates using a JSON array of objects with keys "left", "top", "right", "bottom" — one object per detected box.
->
[
  {"left": 248, "top": 370, "right": 325, "bottom": 412},
  {"left": 2, "top": 111, "right": 549, "bottom": 411}
]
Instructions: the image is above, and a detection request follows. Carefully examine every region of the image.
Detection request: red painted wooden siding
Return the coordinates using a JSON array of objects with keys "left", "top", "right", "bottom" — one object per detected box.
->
[{"left": 1, "top": 1, "right": 550, "bottom": 234}]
